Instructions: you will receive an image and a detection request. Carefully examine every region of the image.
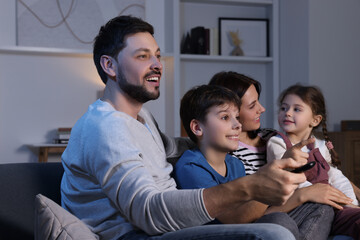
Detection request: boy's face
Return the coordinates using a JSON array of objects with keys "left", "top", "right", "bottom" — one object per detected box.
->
[{"left": 200, "top": 103, "right": 242, "bottom": 152}]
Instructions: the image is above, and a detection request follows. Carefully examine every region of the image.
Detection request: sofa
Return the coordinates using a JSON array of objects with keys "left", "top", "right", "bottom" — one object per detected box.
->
[
  {"left": 0, "top": 162, "right": 97, "bottom": 240},
  {"left": 0, "top": 162, "right": 353, "bottom": 240}
]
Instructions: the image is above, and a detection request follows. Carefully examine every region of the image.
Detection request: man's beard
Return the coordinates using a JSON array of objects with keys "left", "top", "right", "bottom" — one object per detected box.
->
[{"left": 118, "top": 71, "right": 160, "bottom": 103}]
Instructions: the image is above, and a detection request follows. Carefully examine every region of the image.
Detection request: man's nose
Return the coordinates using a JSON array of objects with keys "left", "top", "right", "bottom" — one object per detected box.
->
[{"left": 151, "top": 57, "right": 162, "bottom": 72}]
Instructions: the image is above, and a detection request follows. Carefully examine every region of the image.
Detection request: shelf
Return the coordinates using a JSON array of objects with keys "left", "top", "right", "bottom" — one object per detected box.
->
[
  {"left": 180, "top": 54, "right": 273, "bottom": 63},
  {"left": 180, "top": 0, "right": 273, "bottom": 6},
  {"left": 144, "top": 0, "right": 279, "bottom": 137},
  {"left": 0, "top": 46, "right": 92, "bottom": 57}
]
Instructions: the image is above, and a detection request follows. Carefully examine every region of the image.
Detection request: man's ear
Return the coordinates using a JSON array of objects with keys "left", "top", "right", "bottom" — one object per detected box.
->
[
  {"left": 190, "top": 119, "right": 203, "bottom": 137},
  {"left": 311, "top": 114, "right": 323, "bottom": 128},
  {"left": 100, "top": 55, "right": 116, "bottom": 80}
]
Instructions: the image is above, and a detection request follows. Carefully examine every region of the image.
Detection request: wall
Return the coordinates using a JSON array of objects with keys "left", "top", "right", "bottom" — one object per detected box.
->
[
  {"left": 279, "top": 0, "right": 309, "bottom": 89},
  {"left": 308, "top": 0, "right": 360, "bottom": 131},
  {"left": 0, "top": 50, "right": 104, "bottom": 163},
  {"left": 0, "top": 0, "right": 167, "bottom": 163},
  {"left": 280, "top": 0, "right": 360, "bottom": 131}
]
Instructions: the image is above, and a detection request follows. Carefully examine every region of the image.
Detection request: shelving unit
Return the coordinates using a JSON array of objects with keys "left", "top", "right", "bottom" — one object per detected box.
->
[{"left": 147, "top": 0, "right": 279, "bottom": 137}]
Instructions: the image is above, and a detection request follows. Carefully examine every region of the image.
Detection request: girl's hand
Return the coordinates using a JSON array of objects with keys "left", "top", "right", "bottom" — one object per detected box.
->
[
  {"left": 300, "top": 183, "right": 353, "bottom": 210},
  {"left": 282, "top": 138, "right": 315, "bottom": 164}
]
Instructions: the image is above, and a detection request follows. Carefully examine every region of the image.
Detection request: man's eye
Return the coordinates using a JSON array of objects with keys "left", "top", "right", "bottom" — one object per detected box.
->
[{"left": 221, "top": 115, "right": 229, "bottom": 120}]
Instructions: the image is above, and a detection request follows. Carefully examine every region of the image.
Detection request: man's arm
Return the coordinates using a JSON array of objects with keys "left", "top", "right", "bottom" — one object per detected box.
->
[
  {"left": 203, "top": 157, "right": 307, "bottom": 219},
  {"left": 217, "top": 201, "right": 268, "bottom": 223}
]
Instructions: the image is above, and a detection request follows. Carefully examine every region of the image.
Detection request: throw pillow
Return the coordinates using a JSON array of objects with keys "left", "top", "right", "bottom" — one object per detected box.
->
[{"left": 34, "top": 194, "right": 98, "bottom": 240}]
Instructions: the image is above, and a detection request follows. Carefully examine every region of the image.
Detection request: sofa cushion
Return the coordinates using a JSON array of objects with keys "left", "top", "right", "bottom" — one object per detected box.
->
[{"left": 34, "top": 194, "right": 98, "bottom": 240}]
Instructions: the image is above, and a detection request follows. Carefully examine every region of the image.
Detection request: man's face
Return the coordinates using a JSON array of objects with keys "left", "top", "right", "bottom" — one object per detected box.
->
[{"left": 116, "top": 32, "right": 162, "bottom": 103}]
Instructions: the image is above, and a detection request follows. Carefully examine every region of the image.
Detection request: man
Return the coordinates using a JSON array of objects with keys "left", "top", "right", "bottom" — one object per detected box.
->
[{"left": 61, "top": 15, "right": 308, "bottom": 240}]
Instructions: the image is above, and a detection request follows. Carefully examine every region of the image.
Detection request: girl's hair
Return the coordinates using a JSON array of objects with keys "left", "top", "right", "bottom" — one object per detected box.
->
[
  {"left": 209, "top": 71, "right": 261, "bottom": 139},
  {"left": 278, "top": 84, "right": 340, "bottom": 167}
]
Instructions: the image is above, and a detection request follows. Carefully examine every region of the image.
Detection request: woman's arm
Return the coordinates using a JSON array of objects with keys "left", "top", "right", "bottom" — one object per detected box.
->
[{"left": 265, "top": 183, "right": 353, "bottom": 214}]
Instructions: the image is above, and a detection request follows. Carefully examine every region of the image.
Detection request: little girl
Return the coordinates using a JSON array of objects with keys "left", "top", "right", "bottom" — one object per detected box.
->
[{"left": 267, "top": 84, "right": 360, "bottom": 239}]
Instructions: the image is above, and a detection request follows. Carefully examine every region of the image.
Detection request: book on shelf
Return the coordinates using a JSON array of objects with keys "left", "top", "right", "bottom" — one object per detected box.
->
[
  {"left": 54, "top": 139, "right": 69, "bottom": 144},
  {"left": 191, "top": 26, "right": 206, "bottom": 54},
  {"left": 54, "top": 127, "right": 72, "bottom": 144},
  {"left": 181, "top": 26, "right": 218, "bottom": 55},
  {"left": 210, "top": 27, "right": 219, "bottom": 55}
]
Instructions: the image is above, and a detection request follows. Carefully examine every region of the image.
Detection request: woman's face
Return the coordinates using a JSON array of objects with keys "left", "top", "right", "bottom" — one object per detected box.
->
[{"left": 239, "top": 84, "right": 265, "bottom": 132}]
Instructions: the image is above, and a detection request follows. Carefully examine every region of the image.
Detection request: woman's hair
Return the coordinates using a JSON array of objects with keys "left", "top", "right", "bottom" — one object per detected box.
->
[
  {"left": 209, "top": 71, "right": 262, "bottom": 138},
  {"left": 180, "top": 85, "right": 241, "bottom": 144},
  {"left": 278, "top": 84, "right": 340, "bottom": 167},
  {"left": 209, "top": 71, "right": 261, "bottom": 99}
]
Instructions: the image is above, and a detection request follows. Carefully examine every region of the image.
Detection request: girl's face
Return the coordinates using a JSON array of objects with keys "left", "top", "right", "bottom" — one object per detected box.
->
[
  {"left": 278, "top": 94, "right": 322, "bottom": 142},
  {"left": 239, "top": 84, "right": 265, "bottom": 132}
]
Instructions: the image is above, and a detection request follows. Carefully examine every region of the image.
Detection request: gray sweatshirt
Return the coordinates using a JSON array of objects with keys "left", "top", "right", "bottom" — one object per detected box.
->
[{"left": 61, "top": 99, "right": 211, "bottom": 240}]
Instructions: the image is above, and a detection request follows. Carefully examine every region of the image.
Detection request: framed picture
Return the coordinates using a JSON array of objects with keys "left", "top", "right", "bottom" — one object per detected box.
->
[{"left": 219, "top": 18, "right": 268, "bottom": 57}]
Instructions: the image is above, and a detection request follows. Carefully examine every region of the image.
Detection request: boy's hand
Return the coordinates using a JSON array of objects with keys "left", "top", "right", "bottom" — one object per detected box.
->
[{"left": 282, "top": 138, "right": 315, "bottom": 164}]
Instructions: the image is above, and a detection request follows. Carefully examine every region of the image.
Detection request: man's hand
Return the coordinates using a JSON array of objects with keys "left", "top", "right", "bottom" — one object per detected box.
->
[
  {"left": 203, "top": 157, "right": 306, "bottom": 219},
  {"left": 248, "top": 158, "right": 307, "bottom": 206},
  {"left": 282, "top": 138, "right": 315, "bottom": 165}
]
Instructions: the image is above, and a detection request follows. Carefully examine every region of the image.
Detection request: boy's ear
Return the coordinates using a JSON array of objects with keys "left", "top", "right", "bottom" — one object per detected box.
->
[
  {"left": 100, "top": 55, "right": 116, "bottom": 81},
  {"left": 311, "top": 114, "right": 323, "bottom": 127},
  {"left": 190, "top": 119, "right": 203, "bottom": 137}
]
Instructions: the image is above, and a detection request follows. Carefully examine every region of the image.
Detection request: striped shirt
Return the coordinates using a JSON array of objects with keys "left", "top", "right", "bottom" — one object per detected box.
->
[{"left": 231, "top": 129, "right": 275, "bottom": 175}]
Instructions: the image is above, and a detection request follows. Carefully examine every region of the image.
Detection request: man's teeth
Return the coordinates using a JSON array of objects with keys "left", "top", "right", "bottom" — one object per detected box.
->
[{"left": 147, "top": 77, "right": 158, "bottom": 82}]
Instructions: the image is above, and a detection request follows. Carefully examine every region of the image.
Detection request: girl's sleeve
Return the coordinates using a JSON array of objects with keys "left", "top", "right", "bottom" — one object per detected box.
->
[
  {"left": 266, "top": 136, "right": 287, "bottom": 162},
  {"left": 323, "top": 147, "right": 359, "bottom": 204}
]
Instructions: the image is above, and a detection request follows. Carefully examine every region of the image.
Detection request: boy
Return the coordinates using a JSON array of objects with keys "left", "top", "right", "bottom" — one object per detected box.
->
[
  {"left": 174, "top": 85, "right": 300, "bottom": 236},
  {"left": 175, "top": 85, "right": 245, "bottom": 189}
]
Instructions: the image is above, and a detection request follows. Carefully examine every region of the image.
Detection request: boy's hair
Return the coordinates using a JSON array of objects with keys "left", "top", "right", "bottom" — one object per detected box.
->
[
  {"left": 93, "top": 15, "right": 154, "bottom": 84},
  {"left": 209, "top": 71, "right": 262, "bottom": 139},
  {"left": 278, "top": 84, "right": 340, "bottom": 167},
  {"left": 180, "top": 85, "right": 241, "bottom": 144}
]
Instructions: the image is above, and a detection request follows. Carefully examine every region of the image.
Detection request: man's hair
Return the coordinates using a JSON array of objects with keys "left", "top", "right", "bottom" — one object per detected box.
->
[
  {"left": 180, "top": 85, "right": 241, "bottom": 144},
  {"left": 93, "top": 15, "right": 154, "bottom": 84}
]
